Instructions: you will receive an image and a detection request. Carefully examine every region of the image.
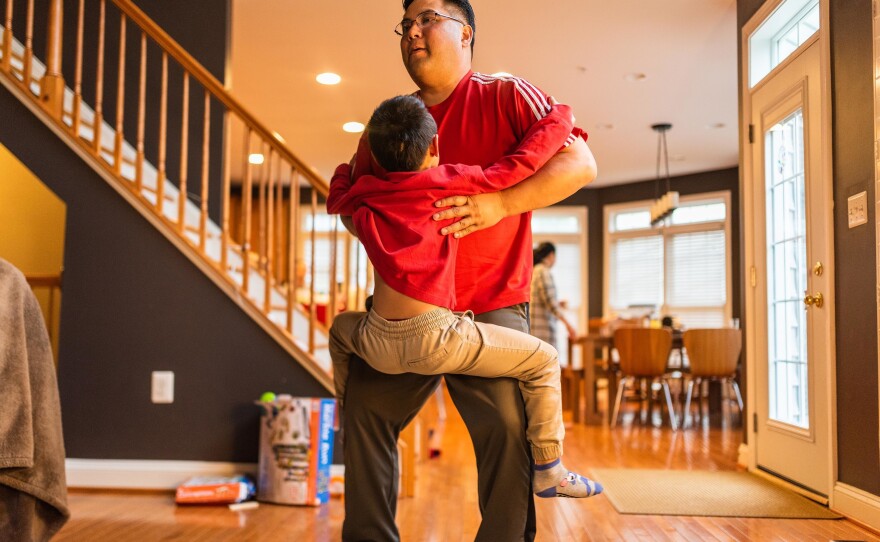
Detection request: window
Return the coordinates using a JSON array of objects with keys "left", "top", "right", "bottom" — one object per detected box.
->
[
  {"left": 749, "top": 0, "right": 820, "bottom": 87},
  {"left": 604, "top": 193, "right": 732, "bottom": 329},
  {"left": 772, "top": 2, "right": 819, "bottom": 64}
]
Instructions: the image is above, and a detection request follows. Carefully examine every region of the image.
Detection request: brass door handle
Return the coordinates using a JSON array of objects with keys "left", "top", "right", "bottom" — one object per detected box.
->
[{"left": 803, "top": 292, "right": 824, "bottom": 308}]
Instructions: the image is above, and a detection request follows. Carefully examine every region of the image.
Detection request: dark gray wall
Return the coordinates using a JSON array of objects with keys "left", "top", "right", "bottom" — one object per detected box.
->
[
  {"left": 0, "top": 85, "right": 328, "bottom": 462},
  {"left": 1, "top": 0, "right": 331, "bottom": 464},
  {"left": 560, "top": 167, "right": 741, "bottom": 320},
  {"left": 829, "top": 0, "right": 879, "bottom": 495},
  {"left": 738, "top": 0, "right": 879, "bottom": 496}
]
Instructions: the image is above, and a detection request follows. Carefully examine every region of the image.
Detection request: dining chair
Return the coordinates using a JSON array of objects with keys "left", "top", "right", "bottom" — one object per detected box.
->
[
  {"left": 611, "top": 327, "right": 677, "bottom": 430},
  {"left": 681, "top": 328, "right": 743, "bottom": 428}
]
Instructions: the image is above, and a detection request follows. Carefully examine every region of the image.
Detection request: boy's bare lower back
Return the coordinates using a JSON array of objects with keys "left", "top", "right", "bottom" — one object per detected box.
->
[{"left": 371, "top": 275, "right": 444, "bottom": 320}]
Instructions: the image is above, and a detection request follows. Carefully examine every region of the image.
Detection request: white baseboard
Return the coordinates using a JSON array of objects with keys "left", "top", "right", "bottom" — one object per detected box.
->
[
  {"left": 66, "top": 459, "right": 257, "bottom": 490},
  {"left": 832, "top": 482, "right": 880, "bottom": 532}
]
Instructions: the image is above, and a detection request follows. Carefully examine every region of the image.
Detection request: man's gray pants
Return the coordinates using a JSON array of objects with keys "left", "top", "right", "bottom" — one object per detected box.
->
[{"left": 341, "top": 303, "right": 537, "bottom": 542}]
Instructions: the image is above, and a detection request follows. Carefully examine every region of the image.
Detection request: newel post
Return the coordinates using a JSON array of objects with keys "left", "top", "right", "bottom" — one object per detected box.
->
[{"left": 40, "top": 0, "right": 65, "bottom": 118}]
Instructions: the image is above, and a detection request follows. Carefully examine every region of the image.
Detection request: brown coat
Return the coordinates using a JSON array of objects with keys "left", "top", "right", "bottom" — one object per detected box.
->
[{"left": 0, "top": 258, "right": 69, "bottom": 541}]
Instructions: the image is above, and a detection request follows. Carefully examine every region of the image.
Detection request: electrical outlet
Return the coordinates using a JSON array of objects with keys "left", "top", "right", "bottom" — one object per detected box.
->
[
  {"left": 151, "top": 371, "right": 174, "bottom": 404},
  {"left": 847, "top": 191, "right": 868, "bottom": 229}
]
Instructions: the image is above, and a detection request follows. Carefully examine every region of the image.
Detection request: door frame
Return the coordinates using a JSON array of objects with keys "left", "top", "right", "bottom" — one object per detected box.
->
[
  {"left": 532, "top": 205, "right": 589, "bottom": 337},
  {"left": 875, "top": 0, "right": 880, "bottom": 472},
  {"left": 739, "top": 0, "right": 837, "bottom": 503}
]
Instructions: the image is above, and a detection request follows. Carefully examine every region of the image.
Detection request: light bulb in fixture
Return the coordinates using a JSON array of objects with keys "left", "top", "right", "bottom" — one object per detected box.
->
[
  {"left": 343, "top": 122, "right": 365, "bottom": 133},
  {"left": 248, "top": 153, "right": 265, "bottom": 165},
  {"left": 316, "top": 72, "right": 341, "bottom": 85}
]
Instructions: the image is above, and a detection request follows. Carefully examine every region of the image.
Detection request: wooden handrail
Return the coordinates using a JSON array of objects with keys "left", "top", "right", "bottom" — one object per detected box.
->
[{"left": 109, "top": 0, "right": 329, "bottom": 196}]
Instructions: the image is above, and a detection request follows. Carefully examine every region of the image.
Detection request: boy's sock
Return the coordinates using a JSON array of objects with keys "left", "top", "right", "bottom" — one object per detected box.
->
[{"left": 533, "top": 458, "right": 603, "bottom": 499}]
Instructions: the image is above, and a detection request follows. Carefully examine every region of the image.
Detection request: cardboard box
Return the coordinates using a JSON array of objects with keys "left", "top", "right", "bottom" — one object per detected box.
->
[{"left": 256, "top": 396, "right": 335, "bottom": 506}]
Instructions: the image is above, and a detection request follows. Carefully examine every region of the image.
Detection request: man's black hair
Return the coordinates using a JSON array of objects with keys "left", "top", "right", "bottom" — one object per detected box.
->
[
  {"left": 367, "top": 95, "right": 437, "bottom": 173},
  {"left": 402, "top": 0, "right": 476, "bottom": 53}
]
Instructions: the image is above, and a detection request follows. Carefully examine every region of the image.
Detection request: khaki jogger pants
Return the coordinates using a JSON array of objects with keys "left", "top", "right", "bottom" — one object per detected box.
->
[{"left": 329, "top": 308, "right": 564, "bottom": 461}]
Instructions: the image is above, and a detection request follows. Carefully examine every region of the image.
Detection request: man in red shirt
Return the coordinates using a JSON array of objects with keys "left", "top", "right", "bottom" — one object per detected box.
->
[
  {"left": 340, "top": 2, "right": 597, "bottom": 540},
  {"left": 328, "top": 95, "right": 602, "bottom": 502}
]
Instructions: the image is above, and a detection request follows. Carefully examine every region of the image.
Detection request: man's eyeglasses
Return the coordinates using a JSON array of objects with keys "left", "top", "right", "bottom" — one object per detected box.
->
[{"left": 394, "top": 10, "right": 466, "bottom": 36}]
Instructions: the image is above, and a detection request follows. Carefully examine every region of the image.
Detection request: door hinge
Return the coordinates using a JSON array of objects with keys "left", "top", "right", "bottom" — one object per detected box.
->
[
  {"left": 753, "top": 412, "right": 758, "bottom": 432},
  {"left": 748, "top": 124, "right": 755, "bottom": 144},
  {"left": 750, "top": 266, "right": 757, "bottom": 288}
]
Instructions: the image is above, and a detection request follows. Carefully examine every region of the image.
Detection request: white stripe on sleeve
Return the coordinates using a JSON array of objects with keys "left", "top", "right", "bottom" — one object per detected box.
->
[{"left": 471, "top": 72, "right": 551, "bottom": 121}]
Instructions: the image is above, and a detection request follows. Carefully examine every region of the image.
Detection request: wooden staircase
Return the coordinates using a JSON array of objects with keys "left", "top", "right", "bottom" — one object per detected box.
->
[{"left": 0, "top": 0, "right": 371, "bottom": 391}]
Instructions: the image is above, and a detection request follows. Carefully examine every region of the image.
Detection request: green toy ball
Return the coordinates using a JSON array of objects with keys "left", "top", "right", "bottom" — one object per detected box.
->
[{"left": 260, "top": 391, "right": 276, "bottom": 403}]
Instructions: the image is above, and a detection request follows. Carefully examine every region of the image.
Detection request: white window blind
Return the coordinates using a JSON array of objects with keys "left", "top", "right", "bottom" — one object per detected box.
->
[
  {"left": 667, "top": 230, "right": 727, "bottom": 327},
  {"left": 609, "top": 235, "right": 663, "bottom": 310},
  {"left": 667, "top": 230, "right": 726, "bottom": 306}
]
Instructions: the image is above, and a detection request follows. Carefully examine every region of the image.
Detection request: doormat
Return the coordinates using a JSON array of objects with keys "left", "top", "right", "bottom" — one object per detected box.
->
[{"left": 590, "top": 468, "right": 841, "bottom": 519}]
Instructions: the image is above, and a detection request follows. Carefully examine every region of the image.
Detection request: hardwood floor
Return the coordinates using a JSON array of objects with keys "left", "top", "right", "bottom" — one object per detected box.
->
[{"left": 56, "top": 392, "right": 879, "bottom": 541}]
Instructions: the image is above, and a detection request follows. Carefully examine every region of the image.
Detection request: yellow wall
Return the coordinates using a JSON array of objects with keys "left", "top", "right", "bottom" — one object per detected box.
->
[{"left": 0, "top": 142, "right": 66, "bottom": 355}]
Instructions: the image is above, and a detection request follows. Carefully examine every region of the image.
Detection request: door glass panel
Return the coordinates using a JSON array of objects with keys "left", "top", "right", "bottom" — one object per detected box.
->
[{"left": 765, "top": 109, "right": 809, "bottom": 428}]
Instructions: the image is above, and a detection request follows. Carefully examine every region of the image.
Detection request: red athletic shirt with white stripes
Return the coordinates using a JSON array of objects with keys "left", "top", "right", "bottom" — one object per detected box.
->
[
  {"left": 349, "top": 71, "right": 587, "bottom": 314},
  {"left": 328, "top": 103, "right": 574, "bottom": 308}
]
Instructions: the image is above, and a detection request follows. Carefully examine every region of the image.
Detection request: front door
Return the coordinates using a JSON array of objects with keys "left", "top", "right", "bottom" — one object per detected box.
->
[{"left": 749, "top": 39, "right": 833, "bottom": 497}]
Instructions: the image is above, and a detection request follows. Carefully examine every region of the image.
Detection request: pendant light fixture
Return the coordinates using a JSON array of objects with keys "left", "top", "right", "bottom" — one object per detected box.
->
[{"left": 649, "top": 123, "right": 679, "bottom": 227}]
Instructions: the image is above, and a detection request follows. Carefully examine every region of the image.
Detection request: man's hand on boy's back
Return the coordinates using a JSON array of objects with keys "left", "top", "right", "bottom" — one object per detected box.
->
[
  {"left": 432, "top": 136, "right": 595, "bottom": 239},
  {"left": 432, "top": 192, "right": 506, "bottom": 239}
]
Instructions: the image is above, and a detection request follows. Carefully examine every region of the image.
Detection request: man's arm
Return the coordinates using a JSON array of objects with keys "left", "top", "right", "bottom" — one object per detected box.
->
[
  {"left": 480, "top": 104, "right": 574, "bottom": 191},
  {"left": 433, "top": 136, "right": 597, "bottom": 238}
]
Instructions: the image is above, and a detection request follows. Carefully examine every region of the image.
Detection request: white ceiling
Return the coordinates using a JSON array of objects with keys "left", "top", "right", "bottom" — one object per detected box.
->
[{"left": 230, "top": 0, "right": 739, "bottom": 188}]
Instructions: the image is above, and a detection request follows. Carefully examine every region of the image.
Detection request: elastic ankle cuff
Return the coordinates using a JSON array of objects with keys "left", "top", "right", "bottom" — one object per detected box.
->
[{"left": 532, "top": 444, "right": 562, "bottom": 462}]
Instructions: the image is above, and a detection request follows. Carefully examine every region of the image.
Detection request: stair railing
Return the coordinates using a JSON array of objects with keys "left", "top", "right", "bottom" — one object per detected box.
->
[{"left": 0, "top": 0, "right": 372, "bottom": 384}]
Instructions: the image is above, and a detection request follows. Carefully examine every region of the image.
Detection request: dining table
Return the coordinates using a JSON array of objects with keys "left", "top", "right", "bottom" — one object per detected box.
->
[
  {"left": 563, "top": 329, "right": 685, "bottom": 425},
  {"left": 563, "top": 334, "right": 613, "bottom": 425}
]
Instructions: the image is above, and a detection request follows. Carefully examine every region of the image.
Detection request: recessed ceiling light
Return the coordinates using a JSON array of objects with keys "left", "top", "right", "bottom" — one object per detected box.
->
[
  {"left": 343, "top": 122, "right": 365, "bottom": 133},
  {"left": 248, "top": 153, "right": 265, "bottom": 165},
  {"left": 624, "top": 72, "right": 647, "bottom": 82},
  {"left": 316, "top": 72, "right": 341, "bottom": 85}
]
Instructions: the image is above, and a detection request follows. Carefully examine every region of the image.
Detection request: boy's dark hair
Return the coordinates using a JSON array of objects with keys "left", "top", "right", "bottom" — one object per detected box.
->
[
  {"left": 367, "top": 95, "right": 437, "bottom": 173},
  {"left": 402, "top": 0, "right": 475, "bottom": 53}
]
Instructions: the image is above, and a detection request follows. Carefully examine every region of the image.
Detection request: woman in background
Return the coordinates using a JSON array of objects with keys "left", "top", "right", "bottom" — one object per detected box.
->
[{"left": 530, "top": 242, "right": 577, "bottom": 349}]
